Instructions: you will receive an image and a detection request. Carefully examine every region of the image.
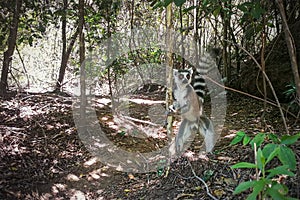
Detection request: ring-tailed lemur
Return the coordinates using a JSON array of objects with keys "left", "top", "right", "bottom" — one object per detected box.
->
[{"left": 169, "top": 67, "right": 215, "bottom": 154}]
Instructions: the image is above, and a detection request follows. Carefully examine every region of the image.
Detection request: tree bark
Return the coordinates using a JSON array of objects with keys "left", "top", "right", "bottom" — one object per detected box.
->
[{"left": 0, "top": 0, "right": 22, "bottom": 95}]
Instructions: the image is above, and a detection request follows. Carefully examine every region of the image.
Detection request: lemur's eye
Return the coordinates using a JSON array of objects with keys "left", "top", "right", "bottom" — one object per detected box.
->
[
  {"left": 179, "top": 74, "right": 184, "bottom": 79},
  {"left": 186, "top": 74, "right": 191, "bottom": 80}
]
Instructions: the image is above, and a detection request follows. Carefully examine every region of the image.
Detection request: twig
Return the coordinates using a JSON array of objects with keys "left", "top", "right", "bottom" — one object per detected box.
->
[
  {"left": 121, "top": 115, "right": 161, "bottom": 127},
  {"left": 187, "top": 160, "right": 218, "bottom": 200},
  {"left": 205, "top": 76, "right": 297, "bottom": 119},
  {"left": 16, "top": 44, "right": 30, "bottom": 88}
]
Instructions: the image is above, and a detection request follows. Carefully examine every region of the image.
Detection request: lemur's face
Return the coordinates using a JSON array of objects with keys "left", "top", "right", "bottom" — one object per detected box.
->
[{"left": 173, "top": 68, "right": 193, "bottom": 87}]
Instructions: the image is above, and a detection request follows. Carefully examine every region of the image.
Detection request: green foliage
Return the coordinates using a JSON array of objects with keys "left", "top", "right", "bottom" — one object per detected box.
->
[
  {"left": 237, "top": 1, "right": 265, "bottom": 21},
  {"left": 230, "top": 131, "right": 300, "bottom": 199},
  {"left": 283, "top": 83, "right": 300, "bottom": 113},
  {"left": 237, "top": 1, "right": 273, "bottom": 42},
  {"left": 202, "top": 0, "right": 232, "bottom": 17},
  {"left": 84, "top": 0, "right": 121, "bottom": 49}
]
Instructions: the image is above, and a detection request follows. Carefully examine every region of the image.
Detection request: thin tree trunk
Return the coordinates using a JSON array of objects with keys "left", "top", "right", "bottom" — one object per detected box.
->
[
  {"left": 79, "top": 0, "right": 85, "bottom": 66},
  {"left": 165, "top": 3, "right": 174, "bottom": 154},
  {"left": 55, "top": 0, "right": 80, "bottom": 92},
  {"left": 260, "top": 4, "right": 267, "bottom": 125},
  {"left": 222, "top": 25, "right": 229, "bottom": 80},
  {"left": 179, "top": 6, "right": 185, "bottom": 69},
  {"left": 55, "top": 26, "right": 80, "bottom": 91},
  {"left": 56, "top": 0, "right": 67, "bottom": 91},
  {"left": 106, "top": 10, "right": 113, "bottom": 98},
  {"left": 193, "top": 0, "right": 199, "bottom": 65},
  {"left": 229, "top": 26, "right": 240, "bottom": 75},
  {"left": 221, "top": 1, "right": 230, "bottom": 80},
  {"left": 0, "top": 0, "right": 22, "bottom": 95},
  {"left": 79, "top": 0, "right": 86, "bottom": 123},
  {"left": 276, "top": 0, "right": 300, "bottom": 101}
]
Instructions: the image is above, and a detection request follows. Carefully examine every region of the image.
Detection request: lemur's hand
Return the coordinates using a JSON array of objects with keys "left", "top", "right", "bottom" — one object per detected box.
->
[
  {"left": 168, "top": 104, "right": 177, "bottom": 113},
  {"left": 165, "top": 103, "right": 179, "bottom": 117}
]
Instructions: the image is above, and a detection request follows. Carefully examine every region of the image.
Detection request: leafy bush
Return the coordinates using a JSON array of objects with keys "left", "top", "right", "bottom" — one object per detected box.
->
[{"left": 230, "top": 131, "right": 300, "bottom": 200}]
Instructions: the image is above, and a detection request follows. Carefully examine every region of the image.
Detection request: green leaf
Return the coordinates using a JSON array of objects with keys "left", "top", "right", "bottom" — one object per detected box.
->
[
  {"left": 163, "top": 0, "right": 173, "bottom": 7},
  {"left": 174, "top": 0, "right": 186, "bottom": 7},
  {"left": 266, "top": 147, "right": 279, "bottom": 164},
  {"left": 262, "top": 144, "right": 279, "bottom": 164},
  {"left": 268, "top": 133, "right": 280, "bottom": 143},
  {"left": 237, "top": 4, "right": 248, "bottom": 13},
  {"left": 202, "top": 0, "right": 209, "bottom": 6},
  {"left": 246, "top": 179, "right": 265, "bottom": 200},
  {"left": 267, "top": 165, "right": 295, "bottom": 179},
  {"left": 230, "top": 131, "right": 245, "bottom": 145},
  {"left": 256, "top": 148, "right": 265, "bottom": 172},
  {"left": 182, "top": 6, "right": 197, "bottom": 13},
  {"left": 243, "top": 134, "right": 251, "bottom": 145},
  {"left": 278, "top": 146, "right": 296, "bottom": 170},
  {"left": 280, "top": 133, "right": 300, "bottom": 145},
  {"left": 267, "top": 186, "right": 287, "bottom": 200},
  {"left": 251, "top": 2, "right": 265, "bottom": 19},
  {"left": 271, "top": 182, "right": 289, "bottom": 196},
  {"left": 152, "top": 1, "right": 164, "bottom": 9},
  {"left": 237, "top": 2, "right": 252, "bottom": 13},
  {"left": 267, "top": 22, "right": 275, "bottom": 28},
  {"left": 262, "top": 143, "right": 276, "bottom": 157},
  {"left": 285, "top": 197, "right": 300, "bottom": 200},
  {"left": 250, "top": 133, "right": 266, "bottom": 149},
  {"left": 266, "top": 183, "right": 294, "bottom": 199},
  {"left": 233, "top": 181, "right": 256, "bottom": 195},
  {"left": 231, "top": 162, "right": 256, "bottom": 169},
  {"left": 213, "top": 6, "right": 221, "bottom": 17}
]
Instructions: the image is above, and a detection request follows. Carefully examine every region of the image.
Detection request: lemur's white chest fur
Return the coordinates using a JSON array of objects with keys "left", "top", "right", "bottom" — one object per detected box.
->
[
  {"left": 173, "top": 84, "right": 201, "bottom": 122},
  {"left": 173, "top": 85, "right": 187, "bottom": 107}
]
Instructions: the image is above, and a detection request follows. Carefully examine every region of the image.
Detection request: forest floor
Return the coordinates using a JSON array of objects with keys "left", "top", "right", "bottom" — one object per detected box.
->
[{"left": 0, "top": 90, "right": 299, "bottom": 200}]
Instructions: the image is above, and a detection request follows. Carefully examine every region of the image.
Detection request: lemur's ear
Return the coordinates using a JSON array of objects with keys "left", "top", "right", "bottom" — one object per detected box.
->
[{"left": 188, "top": 68, "right": 193, "bottom": 75}]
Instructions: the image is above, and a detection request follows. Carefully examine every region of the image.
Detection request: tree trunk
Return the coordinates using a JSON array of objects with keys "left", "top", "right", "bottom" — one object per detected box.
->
[
  {"left": 79, "top": 0, "right": 85, "bottom": 65},
  {"left": 221, "top": 0, "right": 230, "bottom": 81},
  {"left": 276, "top": 0, "right": 300, "bottom": 101},
  {"left": 179, "top": 6, "right": 185, "bottom": 69},
  {"left": 222, "top": 21, "right": 229, "bottom": 80},
  {"left": 260, "top": 3, "right": 267, "bottom": 124},
  {"left": 193, "top": 0, "right": 199, "bottom": 65},
  {"left": 106, "top": 8, "right": 113, "bottom": 98},
  {"left": 55, "top": 0, "right": 80, "bottom": 92},
  {"left": 165, "top": 3, "right": 174, "bottom": 157},
  {"left": 0, "top": 0, "right": 22, "bottom": 96},
  {"left": 55, "top": 0, "right": 67, "bottom": 91},
  {"left": 79, "top": 0, "right": 86, "bottom": 122}
]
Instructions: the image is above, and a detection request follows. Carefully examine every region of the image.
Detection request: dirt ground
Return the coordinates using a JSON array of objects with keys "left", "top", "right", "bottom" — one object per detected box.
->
[{"left": 0, "top": 91, "right": 299, "bottom": 200}]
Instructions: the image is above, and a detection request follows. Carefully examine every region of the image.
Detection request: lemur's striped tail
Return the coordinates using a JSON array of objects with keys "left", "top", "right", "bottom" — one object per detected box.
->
[{"left": 193, "top": 48, "right": 220, "bottom": 103}]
